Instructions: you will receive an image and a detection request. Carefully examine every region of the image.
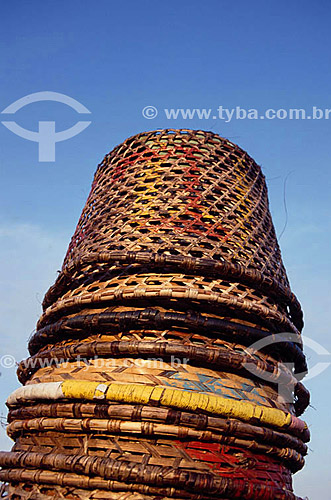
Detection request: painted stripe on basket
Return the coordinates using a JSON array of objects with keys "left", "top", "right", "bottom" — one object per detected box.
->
[{"left": 7, "top": 381, "right": 307, "bottom": 434}]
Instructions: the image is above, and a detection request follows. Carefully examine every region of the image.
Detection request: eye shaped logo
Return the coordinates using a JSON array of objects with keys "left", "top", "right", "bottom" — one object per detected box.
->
[
  {"left": 243, "top": 332, "right": 330, "bottom": 404},
  {"left": 1, "top": 91, "right": 91, "bottom": 162}
]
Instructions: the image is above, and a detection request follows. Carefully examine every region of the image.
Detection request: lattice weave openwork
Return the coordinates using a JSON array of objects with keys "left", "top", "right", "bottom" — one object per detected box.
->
[{"left": 0, "top": 130, "right": 309, "bottom": 500}]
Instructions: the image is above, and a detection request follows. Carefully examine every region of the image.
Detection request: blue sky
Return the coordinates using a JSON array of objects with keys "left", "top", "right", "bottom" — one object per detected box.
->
[{"left": 0, "top": 1, "right": 330, "bottom": 498}]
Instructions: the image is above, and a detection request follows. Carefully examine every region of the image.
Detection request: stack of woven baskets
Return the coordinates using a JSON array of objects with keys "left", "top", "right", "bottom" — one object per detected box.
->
[{"left": 0, "top": 130, "right": 309, "bottom": 500}]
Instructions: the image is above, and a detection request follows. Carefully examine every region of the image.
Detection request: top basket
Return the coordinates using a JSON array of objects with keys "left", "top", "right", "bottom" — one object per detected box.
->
[{"left": 42, "top": 129, "right": 303, "bottom": 331}]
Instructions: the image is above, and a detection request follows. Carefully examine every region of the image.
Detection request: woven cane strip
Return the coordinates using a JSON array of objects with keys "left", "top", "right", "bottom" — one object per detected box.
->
[
  {"left": 42, "top": 270, "right": 290, "bottom": 323},
  {"left": 0, "top": 450, "right": 300, "bottom": 499},
  {"left": 37, "top": 281, "right": 299, "bottom": 335},
  {"left": 0, "top": 472, "right": 302, "bottom": 500},
  {"left": 42, "top": 252, "right": 303, "bottom": 330},
  {"left": 1, "top": 477, "right": 223, "bottom": 500},
  {"left": 0, "top": 481, "right": 242, "bottom": 500},
  {"left": 8, "top": 402, "right": 309, "bottom": 449},
  {"left": 28, "top": 309, "right": 307, "bottom": 373},
  {"left": 61, "top": 130, "right": 290, "bottom": 290},
  {"left": 29, "top": 311, "right": 277, "bottom": 355},
  {"left": 20, "top": 338, "right": 296, "bottom": 383},
  {"left": 4, "top": 436, "right": 297, "bottom": 485},
  {"left": 6, "top": 418, "right": 305, "bottom": 471}
]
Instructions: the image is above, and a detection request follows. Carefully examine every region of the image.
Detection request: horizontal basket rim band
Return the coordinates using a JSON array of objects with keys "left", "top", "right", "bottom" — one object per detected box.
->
[
  {"left": 6, "top": 381, "right": 307, "bottom": 435},
  {"left": 37, "top": 286, "right": 301, "bottom": 336},
  {"left": 18, "top": 340, "right": 309, "bottom": 416},
  {"left": 0, "top": 451, "right": 303, "bottom": 500},
  {"left": 42, "top": 252, "right": 303, "bottom": 329},
  {"left": 0, "top": 468, "right": 301, "bottom": 500},
  {"left": 0, "top": 469, "right": 247, "bottom": 500},
  {"left": 28, "top": 309, "right": 307, "bottom": 372},
  {"left": 6, "top": 417, "right": 305, "bottom": 471},
  {"left": 8, "top": 401, "right": 309, "bottom": 448}
]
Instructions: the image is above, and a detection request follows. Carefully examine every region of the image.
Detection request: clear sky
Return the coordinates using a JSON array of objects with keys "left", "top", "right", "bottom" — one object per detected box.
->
[{"left": 0, "top": 1, "right": 330, "bottom": 498}]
